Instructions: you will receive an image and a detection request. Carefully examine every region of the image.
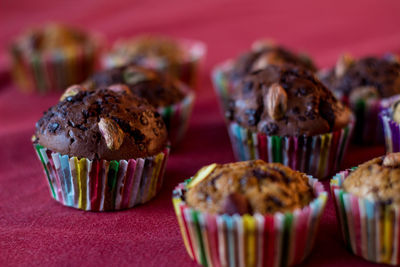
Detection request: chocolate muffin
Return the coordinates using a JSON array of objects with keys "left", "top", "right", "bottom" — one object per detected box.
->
[
  {"left": 230, "top": 41, "right": 316, "bottom": 82},
  {"left": 185, "top": 160, "right": 314, "bottom": 215},
  {"left": 228, "top": 65, "right": 351, "bottom": 136},
  {"left": 321, "top": 55, "right": 400, "bottom": 100},
  {"left": 343, "top": 153, "right": 400, "bottom": 204},
  {"left": 35, "top": 84, "right": 167, "bottom": 160},
  {"left": 84, "top": 65, "right": 185, "bottom": 107}
]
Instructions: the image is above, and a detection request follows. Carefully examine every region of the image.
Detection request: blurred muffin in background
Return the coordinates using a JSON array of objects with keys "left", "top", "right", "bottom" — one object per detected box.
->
[
  {"left": 81, "top": 64, "right": 195, "bottom": 145},
  {"left": 319, "top": 54, "right": 400, "bottom": 144},
  {"left": 102, "top": 35, "right": 206, "bottom": 88},
  {"left": 212, "top": 40, "right": 316, "bottom": 114},
  {"left": 10, "top": 23, "right": 102, "bottom": 94}
]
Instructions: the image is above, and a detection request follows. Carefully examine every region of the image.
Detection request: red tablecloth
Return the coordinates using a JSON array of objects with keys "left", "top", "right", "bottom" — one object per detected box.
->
[{"left": 1, "top": 0, "right": 400, "bottom": 266}]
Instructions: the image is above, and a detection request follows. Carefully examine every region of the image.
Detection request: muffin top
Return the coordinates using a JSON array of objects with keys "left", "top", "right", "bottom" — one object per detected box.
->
[
  {"left": 228, "top": 65, "right": 351, "bottom": 136},
  {"left": 12, "top": 24, "right": 94, "bottom": 54},
  {"left": 343, "top": 153, "right": 400, "bottom": 205},
  {"left": 107, "top": 35, "right": 183, "bottom": 67},
  {"left": 321, "top": 55, "right": 400, "bottom": 99},
  {"left": 84, "top": 65, "right": 185, "bottom": 107},
  {"left": 230, "top": 41, "right": 316, "bottom": 82},
  {"left": 185, "top": 160, "right": 314, "bottom": 215},
  {"left": 35, "top": 85, "right": 167, "bottom": 160}
]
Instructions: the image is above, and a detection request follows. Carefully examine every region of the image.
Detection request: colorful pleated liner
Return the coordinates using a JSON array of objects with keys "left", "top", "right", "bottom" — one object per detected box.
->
[
  {"left": 158, "top": 86, "right": 195, "bottom": 146},
  {"left": 227, "top": 119, "right": 354, "bottom": 179},
  {"left": 10, "top": 40, "right": 102, "bottom": 94},
  {"left": 211, "top": 60, "right": 235, "bottom": 119},
  {"left": 34, "top": 143, "right": 169, "bottom": 211},
  {"left": 172, "top": 176, "right": 327, "bottom": 267},
  {"left": 103, "top": 39, "right": 206, "bottom": 89},
  {"left": 381, "top": 108, "right": 400, "bottom": 153},
  {"left": 331, "top": 169, "right": 400, "bottom": 265}
]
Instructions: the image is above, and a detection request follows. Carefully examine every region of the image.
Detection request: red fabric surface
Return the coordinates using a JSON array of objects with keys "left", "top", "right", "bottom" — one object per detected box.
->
[{"left": 1, "top": 0, "right": 400, "bottom": 266}]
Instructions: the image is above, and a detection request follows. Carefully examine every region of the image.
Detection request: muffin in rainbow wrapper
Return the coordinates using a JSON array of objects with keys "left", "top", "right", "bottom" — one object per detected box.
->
[
  {"left": 172, "top": 160, "right": 327, "bottom": 267},
  {"left": 83, "top": 65, "right": 194, "bottom": 146},
  {"left": 319, "top": 54, "right": 400, "bottom": 144},
  {"left": 102, "top": 35, "right": 206, "bottom": 88},
  {"left": 33, "top": 85, "right": 169, "bottom": 211},
  {"left": 10, "top": 23, "right": 102, "bottom": 94},
  {"left": 224, "top": 64, "right": 354, "bottom": 179},
  {"left": 211, "top": 40, "right": 316, "bottom": 117},
  {"left": 330, "top": 153, "right": 400, "bottom": 265}
]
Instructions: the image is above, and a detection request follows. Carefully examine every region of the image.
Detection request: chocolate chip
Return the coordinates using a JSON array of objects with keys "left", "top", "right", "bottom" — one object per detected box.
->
[
  {"left": 266, "top": 195, "right": 283, "bottom": 207},
  {"left": 153, "top": 128, "right": 159, "bottom": 136},
  {"left": 48, "top": 122, "right": 59, "bottom": 133},
  {"left": 305, "top": 110, "right": 316, "bottom": 120},
  {"left": 298, "top": 115, "right": 306, "bottom": 121},
  {"left": 132, "top": 129, "right": 145, "bottom": 142},
  {"left": 154, "top": 112, "right": 161, "bottom": 118},
  {"left": 292, "top": 107, "right": 300, "bottom": 114},
  {"left": 252, "top": 168, "right": 268, "bottom": 179},
  {"left": 242, "top": 81, "right": 254, "bottom": 94},
  {"left": 140, "top": 114, "right": 149, "bottom": 125},
  {"left": 295, "top": 87, "right": 309, "bottom": 96},
  {"left": 245, "top": 109, "right": 260, "bottom": 126},
  {"left": 262, "top": 123, "right": 279, "bottom": 135},
  {"left": 222, "top": 192, "right": 250, "bottom": 215}
]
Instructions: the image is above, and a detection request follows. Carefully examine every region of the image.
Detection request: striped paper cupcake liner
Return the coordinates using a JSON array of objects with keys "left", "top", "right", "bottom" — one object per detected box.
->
[
  {"left": 226, "top": 117, "right": 354, "bottom": 179},
  {"left": 331, "top": 169, "right": 400, "bottom": 265},
  {"left": 338, "top": 89, "right": 400, "bottom": 145},
  {"left": 172, "top": 175, "right": 327, "bottom": 267},
  {"left": 157, "top": 83, "right": 195, "bottom": 146},
  {"left": 34, "top": 143, "right": 169, "bottom": 211},
  {"left": 102, "top": 39, "right": 206, "bottom": 89},
  {"left": 211, "top": 60, "right": 235, "bottom": 120},
  {"left": 10, "top": 36, "right": 102, "bottom": 94},
  {"left": 380, "top": 107, "right": 400, "bottom": 153}
]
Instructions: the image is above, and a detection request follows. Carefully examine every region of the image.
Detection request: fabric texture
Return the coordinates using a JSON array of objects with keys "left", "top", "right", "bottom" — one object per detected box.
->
[{"left": 0, "top": 0, "right": 399, "bottom": 266}]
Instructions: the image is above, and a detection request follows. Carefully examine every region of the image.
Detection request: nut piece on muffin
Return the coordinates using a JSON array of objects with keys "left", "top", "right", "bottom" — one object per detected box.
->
[
  {"left": 227, "top": 65, "right": 352, "bottom": 136},
  {"left": 185, "top": 160, "right": 314, "bottom": 215},
  {"left": 10, "top": 23, "right": 101, "bottom": 93},
  {"left": 320, "top": 55, "right": 400, "bottom": 102},
  {"left": 83, "top": 65, "right": 186, "bottom": 108},
  {"left": 229, "top": 41, "right": 316, "bottom": 82},
  {"left": 343, "top": 152, "right": 400, "bottom": 204},
  {"left": 35, "top": 84, "right": 167, "bottom": 160}
]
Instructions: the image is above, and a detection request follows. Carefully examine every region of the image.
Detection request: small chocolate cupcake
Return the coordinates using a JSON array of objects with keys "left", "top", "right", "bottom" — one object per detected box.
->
[
  {"left": 34, "top": 85, "right": 169, "bottom": 211},
  {"left": 173, "top": 160, "right": 327, "bottom": 267},
  {"left": 331, "top": 153, "right": 400, "bottom": 265},
  {"left": 82, "top": 64, "right": 195, "bottom": 145},
  {"left": 320, "top": 54, "right": 400, "bottom": 144},
  {"left": 10, "top": 23, "right": 102, "bottom": 93},
  {"left": 103, "top": 35, "right": 206, "bottom": 88},
  {"left": 212, "top": 41, "right": 316, "bottom": 113},
  {"left": 227, "top": 65, "right": 354, "bottom": 178}
]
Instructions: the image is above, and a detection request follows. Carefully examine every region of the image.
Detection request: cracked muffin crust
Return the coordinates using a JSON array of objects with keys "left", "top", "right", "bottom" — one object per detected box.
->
[
  {"left": 185, "top": 160, "right": 314, "bottom": 215},
  {"left": 84, "top": 64, "right": 185, "bottom": 107},
  {"left": 320, "top": 56, "right": 400, "bottom": 99},
  {"left": 35, "top": 85, "right": 167, "bottom": 160},
  {"left": 343, "top": 153, "right": 400, "bottom": 205},
  {"left": 227, "top": 65, "right": 351, "bottom": 136}
]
